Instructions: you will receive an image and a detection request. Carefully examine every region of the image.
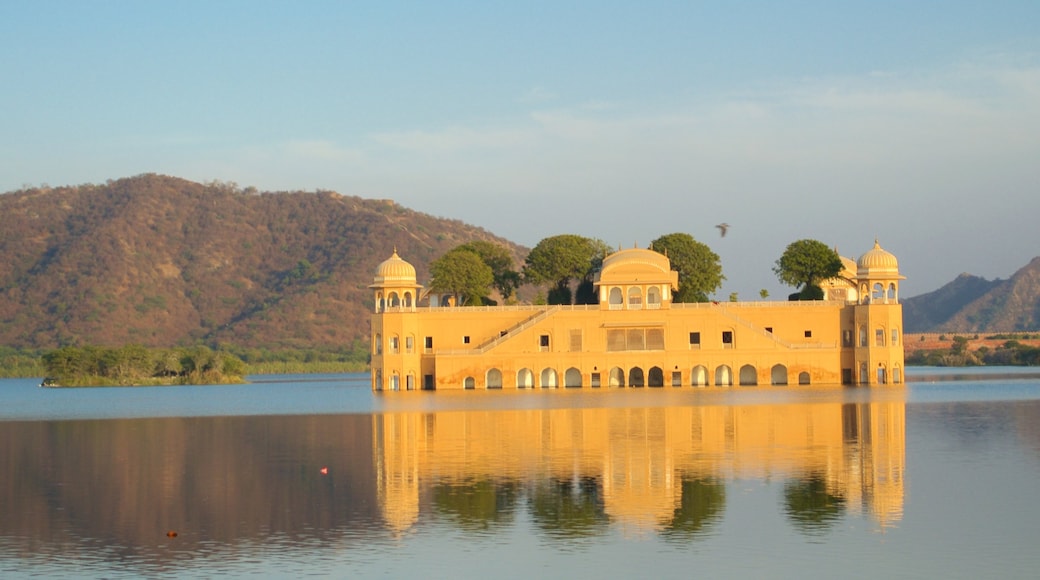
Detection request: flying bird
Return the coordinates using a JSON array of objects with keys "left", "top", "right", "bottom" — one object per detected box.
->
[{"left": 716, "top": 223, "right": 730, "bottom": 237}]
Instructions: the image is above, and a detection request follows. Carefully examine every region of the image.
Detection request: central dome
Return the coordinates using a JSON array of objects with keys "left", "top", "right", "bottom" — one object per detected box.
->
[{"left": 596, "top": 247, "right": 678, "bottom": 287}]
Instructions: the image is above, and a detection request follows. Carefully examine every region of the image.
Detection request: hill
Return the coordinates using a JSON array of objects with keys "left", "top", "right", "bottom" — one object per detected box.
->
[
  {"left": 903, "top": 258, "right": 1040, "bottom": 333},
  {"left": 0, "top": 174, "right": 524, "bottom": 350}
]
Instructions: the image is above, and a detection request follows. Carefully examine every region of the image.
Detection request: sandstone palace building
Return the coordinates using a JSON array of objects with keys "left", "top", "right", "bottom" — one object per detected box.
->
[{"left": 370, "top": 241, "right": 905, "bottom": 391}]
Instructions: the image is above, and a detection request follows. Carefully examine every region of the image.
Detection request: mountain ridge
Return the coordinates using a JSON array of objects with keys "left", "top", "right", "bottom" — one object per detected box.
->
[
  {"left": 2, "top": 174, "right": 1038, "bottom": 349},
  {"left": 0, "top": 174, "right": 524, "bottom": 349}
]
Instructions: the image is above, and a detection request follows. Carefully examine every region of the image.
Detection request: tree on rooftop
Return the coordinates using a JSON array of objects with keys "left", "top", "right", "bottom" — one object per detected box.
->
[
  {"left": 429, "top": 248, "right": 495, "bottom": 306},
  {"left": 456, "top": 240, "right": 521, "bottom": 300},
  {"left": 650, "top": 233, "right": 724, "bottom": 303},
  {"left": 773, "top": 239, "right": 843, "bottom": 301},
  {"left": 523, "top": 235, "right": 610, "bottom": 305}
]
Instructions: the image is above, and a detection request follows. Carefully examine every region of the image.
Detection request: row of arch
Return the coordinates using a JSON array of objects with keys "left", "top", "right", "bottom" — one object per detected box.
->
[
  {"left": 462, "top": 364, "right": 810, "bottom": 390},
  {"left": 862, "top": 282, "right": 898, "bottom": 304},
  {"left": 605, "top": 285, "right": 665, "bottom": 309},
  {"left": 374, "top": 290, "right": 416, "bottom": 312}
]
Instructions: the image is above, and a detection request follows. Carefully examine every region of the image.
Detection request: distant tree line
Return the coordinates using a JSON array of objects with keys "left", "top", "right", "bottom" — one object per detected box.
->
[
  {"left": 906, "top": 337, "right": 1040, "bottom": 367},
  {"left": 42, "top": 345, "right": 246, "bottom": 386}
]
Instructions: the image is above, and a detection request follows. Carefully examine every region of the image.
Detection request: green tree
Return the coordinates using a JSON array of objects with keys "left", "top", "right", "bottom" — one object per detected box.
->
[
  {"left": 456, "top": 240, "right": 521, "bottom": 299},
  {"left": 429, "top": 248, "right": 495, "bottom": 306},
  {"left": 661, "top": 477, "right": 727, "bottom": 541},
  {"left": 782, "top": 475, "right": 846, "bottom": 536},
  {"left": 523, "top": 235, "right": 610, "bottom": 305},
  {"left": 650, "top": 233, "right": 724, "bottom": 302},
  {"left": 773, "top": 239, "right": 843, "bottom": 301}
]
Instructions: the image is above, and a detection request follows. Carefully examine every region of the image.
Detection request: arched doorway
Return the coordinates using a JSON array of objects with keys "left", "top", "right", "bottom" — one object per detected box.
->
[
  {"left": 691, "top": 365, "right": 708, "bottom": 387},
  {"left": 648, "top": 366, "right": 664, "bottom": 387},
  {"left": 486, "top": 368, "right": 503, "bottom": 389},
  {"left": 540, "top": 368, "right": 558, "bottom": 389},
  {"left": 715, "top": 365, "right": 732, "bottom": 386},
  {"left": 608, "top": 367, "right": 625, "bottom": 387},
  {"left": 517, "top": 368, "right": 534, "bottom": 389},
  {"left": 564, "top": 367, "right": 582, "bottom": 388},
  {"left": 798, "top": 371, "right": 811, "bottom": 385},
  {"left": 629, "top": 367, "right": 645, "bottom": 387},
  {"left": 739, "top": 364, "right": 757, "bottom": 386},
  {"left": 771, "top": 364, "right": 788, "bottom": 386}
]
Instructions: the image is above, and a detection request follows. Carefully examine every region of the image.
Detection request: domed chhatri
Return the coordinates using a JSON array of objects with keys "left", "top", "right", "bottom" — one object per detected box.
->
[
  {"left": 857, "top": 240, "right": 900, "bottom": 275},
  {"left": 369, "top": 240, "right": 905, "bottom": 391},
  {"left": 372, "top": 249, "right": 417, "bottom": 285}
]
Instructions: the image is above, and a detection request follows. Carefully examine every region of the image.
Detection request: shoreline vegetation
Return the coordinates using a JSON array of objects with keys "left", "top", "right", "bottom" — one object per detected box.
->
[
  {"left": 2, "top": 344, "right": 371, "bottom": 380},
  {"left": 40, "top": 345, "right": 247, "bottom": 387},
  {"left": 2, "top": 334, "right": 1040, "bottom": 383}
]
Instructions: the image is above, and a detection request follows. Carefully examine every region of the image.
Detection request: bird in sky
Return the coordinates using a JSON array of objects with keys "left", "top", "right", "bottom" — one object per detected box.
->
[{"left": 716, "top": 223, "right": 730, "bottom": 237}]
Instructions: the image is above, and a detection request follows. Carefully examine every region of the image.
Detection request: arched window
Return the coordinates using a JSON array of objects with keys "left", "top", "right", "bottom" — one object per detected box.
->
[
  {"left": 374, "top": 333, "right": 382, "bottom": 355},
  {"left": 608, "top": 367, "right": 625, "bottom": 387},
  {"left": 715, "top": 365, "right": 732, "bottom": 386},
  {"left": 691, "top": 365, "right": 708, "bottom": 387},
  {"left": 517, "top": 368, "right": 534, "bottom": 389},
  {"left": 739, "top": 364, "right": 757, "bottom": 386},
  {"left": 540, "top": 368, "right": 558, "bottom": 389},
  {"left": 403, "top": 291, "right": 413, "bottom": 308},
  {"left": 486, "top": 368, "right": 503, "bottom": 389},
  {"left": 647, "top": 366, "right": 664, "bottom": 387},
  {"left": 389, "top": 335, "right": 400, "bottom": 354},
  {"left": 609, "top": 287, "right": 623, "bottom": 309},
  {"left": 406, "top": 373, "right": 416, "bottom": 391},
  {"left": 388, "top": 292, "right": 401, "bottom": 308},
  {"left": 376, "top": 292, "right": 385, "bottom": 312},
  {"left": 859, "top": 363, "right": 868, "bottom": 384},
  {"left": 872, "top": 283, "right": 884, "bottom": 302},
  {"left": 798, "top": 371, "right": 811, "bottom": 385},
  {"left": 390, "top": 373, "right": 400, "bottom": 391},
  {"left": 887, "top": 283, "right": 897, "bottom": 302},
  {"left": 647, "top": 287, "right": 662, "bottom": 309},
  {"left": 771, "top": 364, "right": 788, "bottom": 386},
  {"left": 628, "top": 287, "right": 642, "bottom": 309},
  {"left": 374, "top": 369, "right": 383, "bottom": 391},
  {"left": 564, "top": 367, "right": 582, "bottom": 388},
  {"left": 464, "top": 376, "right": 475, "bottom": 390},
  {"left": 628, "top": 367, "right": 645, "bottom": 387},
  {"left": 877, "top": 365, "right": 887, "bottom": 385},
  {"left": 893, "top": 366, "right": 902, "bottom": 384}
]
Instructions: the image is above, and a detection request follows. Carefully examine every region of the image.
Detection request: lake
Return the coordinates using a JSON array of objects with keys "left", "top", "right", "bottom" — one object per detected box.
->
[{"left": 2, "top": 368, "right": 1039, "bottom": 578}]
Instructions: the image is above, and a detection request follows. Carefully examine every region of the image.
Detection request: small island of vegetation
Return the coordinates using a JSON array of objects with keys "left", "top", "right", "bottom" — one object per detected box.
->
[{"left": 41, "top": 345, "right": 247, "bottom": 387}]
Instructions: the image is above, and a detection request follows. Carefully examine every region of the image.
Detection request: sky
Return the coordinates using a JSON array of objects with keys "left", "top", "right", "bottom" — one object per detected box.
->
[{"left": 2, "top": 1, "right": 1038, "bottom": 299}]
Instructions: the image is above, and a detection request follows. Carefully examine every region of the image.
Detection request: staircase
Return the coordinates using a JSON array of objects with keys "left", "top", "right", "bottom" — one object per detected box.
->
[{"left": 472, "top": 306, "right": 560, "bottom": 354}]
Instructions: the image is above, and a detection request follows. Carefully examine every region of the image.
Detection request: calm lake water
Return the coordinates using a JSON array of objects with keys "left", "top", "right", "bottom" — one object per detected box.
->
[{"left": 2, "top": 368, "right": 1039, "bottom": 578}]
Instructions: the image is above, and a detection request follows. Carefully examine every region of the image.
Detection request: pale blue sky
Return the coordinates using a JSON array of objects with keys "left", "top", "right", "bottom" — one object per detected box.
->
[{"left": 3, "top": 1, "right": 1038, "bottom": 298}]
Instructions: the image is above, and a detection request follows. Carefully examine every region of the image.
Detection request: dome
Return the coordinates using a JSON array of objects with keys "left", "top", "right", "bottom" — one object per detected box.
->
[
  {"left": 372, "top": 249, "right": 417, "bottom": 286},
  {"left": 857, "top": 240, "right": 899, "bottom": 276},
  {"left": 600, "top": 247, "right": 672, "bottom": 276},
  {"left": 595, "top": 247, "right": 678, "bottom": 287}
]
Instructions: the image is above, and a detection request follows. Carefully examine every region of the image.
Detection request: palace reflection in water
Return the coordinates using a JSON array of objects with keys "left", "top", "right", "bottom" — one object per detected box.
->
[
  {"left": 375, "top": 399, "right": 905, "bottom": 538},
  {"left": 0, "top": 397, "right": 905, "bottom": 574}
]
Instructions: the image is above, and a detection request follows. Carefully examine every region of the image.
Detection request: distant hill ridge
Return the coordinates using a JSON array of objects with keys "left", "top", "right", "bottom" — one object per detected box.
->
[
  {"left": 0, "top": 174, "right": 524, "bottom": 349},
  {"left": 902, "top": 257, "right": 1040, "bottom": 333},
  {"left": 2, "top": 174, "right": 1038, "bottom": 349}
]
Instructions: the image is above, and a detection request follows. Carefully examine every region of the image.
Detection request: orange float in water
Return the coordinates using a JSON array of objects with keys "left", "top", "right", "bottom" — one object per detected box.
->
[
  {"left": 166, "top": 530, "right": 178, "bottom": 538},
  {"left": 320, "top": 466, "right": 329, "bottom": 475}
]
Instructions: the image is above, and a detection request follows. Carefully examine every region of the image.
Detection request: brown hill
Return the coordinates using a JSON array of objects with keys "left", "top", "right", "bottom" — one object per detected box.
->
[
  {"left": 903, "top": 258, "right": 1040, "bottom": 333},
  {"left": 0, "top": 174, "right": 524, "bottom": 349}
]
